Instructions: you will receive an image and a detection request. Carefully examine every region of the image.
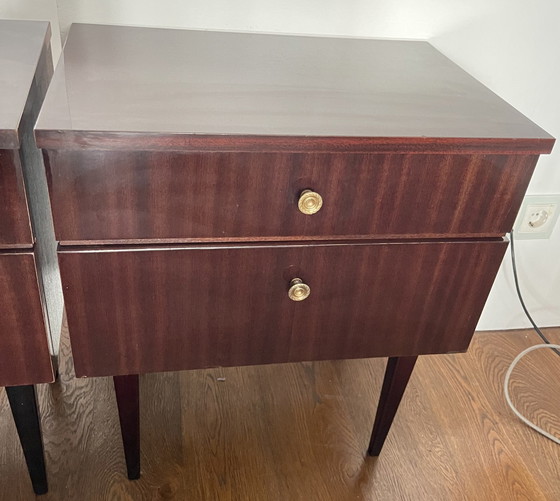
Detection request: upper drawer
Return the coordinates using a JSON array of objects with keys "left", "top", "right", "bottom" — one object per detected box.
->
[
  {"left": 0, "top": 251, "right": 53, "bottom": 385},
  {"left": 44, "top": 150, "right": 537, "bottom": 243},
  {"left": 0, "top": 149, "right": 33, "bottom": 247}
]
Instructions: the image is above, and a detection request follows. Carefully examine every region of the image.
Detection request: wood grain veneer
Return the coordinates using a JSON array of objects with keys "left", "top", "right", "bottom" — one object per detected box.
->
[
  {"left": 35, "top": 25, "right": 553, "bottom": 153},
  {"left": 58, "top": 240, "right": 507, "bottom": 377},
  {"left": 36, "top": 132, "right": 554, "bottom": 155},
  {"left": 0, "top": 149, "right": 32, "bottom": 247},
  {"left": 44, "top": 150, "right": 538, "bottom": 243},
  {"left": 0, "top": 252, "right": 53, "bottom": 386}
]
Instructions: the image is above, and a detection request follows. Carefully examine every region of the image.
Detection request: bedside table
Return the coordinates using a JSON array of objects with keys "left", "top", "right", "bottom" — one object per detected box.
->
[
  {"left": 0, "top": 20, "right": 63, "bottom": 495},
  {"left": 35, "top": 24, "right": 554, "bottom": 479}
]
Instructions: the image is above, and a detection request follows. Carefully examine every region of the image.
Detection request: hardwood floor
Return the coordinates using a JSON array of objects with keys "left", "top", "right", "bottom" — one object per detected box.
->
[{"left": 1, "top": 324, "right": 559, "bottom": 500}]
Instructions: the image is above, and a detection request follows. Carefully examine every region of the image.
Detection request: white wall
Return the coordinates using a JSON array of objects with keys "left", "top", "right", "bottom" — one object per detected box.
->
[
  {"left": 3, "top": 0, "right": 559, "bottom": 330},
  {"left": 429, "top": 3, "right": 560, "bottom": 330}
]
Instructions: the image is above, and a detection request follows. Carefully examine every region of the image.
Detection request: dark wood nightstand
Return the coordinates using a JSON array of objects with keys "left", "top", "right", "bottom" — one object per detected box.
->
[
  {"left": 35, "top": 24, "right": 554, "bottom": 480},
  {"left": 0, "top": 20, "right": 63, "bottom": 495}
]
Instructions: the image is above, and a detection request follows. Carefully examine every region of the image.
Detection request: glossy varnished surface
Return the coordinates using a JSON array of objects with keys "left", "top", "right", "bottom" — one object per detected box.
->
[
  {"left": 0, "top": 18, "right": 62, "bottom": 358},
  {"left": 0, "top": 21, "right": 53, "bottom": 248},
  {"left": 0, "top": 252, "right": 53, "bottom": 386},
  {"left": 35, "top": 24, "right": 553, "bottom": 152},
  {"left": 2, "top": 326, "right": 559, "bottom": 500},
  {"left": 0, "top": 21, "right": 51, "bottom": 149},
  {"left": 58, "top": 241, "right": 506, "bottom": 377},
  {"left": 45, "top": 150, "right": 537, "bottom": 243},
  {"left": 16, "top": 33, "right": 63, "bottom": 357}
]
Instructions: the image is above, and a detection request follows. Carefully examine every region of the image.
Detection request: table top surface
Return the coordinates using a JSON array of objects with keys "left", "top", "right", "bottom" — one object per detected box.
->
[
  {"left": 36, "top": 23, "right": 553, "bottom": 150},
  {"left": 0, "top": 20, "right": 50, "bottom": 149}
]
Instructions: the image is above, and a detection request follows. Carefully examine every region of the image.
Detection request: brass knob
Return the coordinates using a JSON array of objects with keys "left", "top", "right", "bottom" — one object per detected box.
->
[
  {"left": 298, "top": 189, "right": 323, "bottom": 215},
  {"left": 288, "top": 278, "right": 311, "bottom": 302}
]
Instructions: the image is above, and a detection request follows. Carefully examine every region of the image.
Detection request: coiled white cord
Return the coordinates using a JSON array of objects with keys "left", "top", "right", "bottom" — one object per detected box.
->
[{"left": 504, "top": 343, "right": 560, "bottom": 445}]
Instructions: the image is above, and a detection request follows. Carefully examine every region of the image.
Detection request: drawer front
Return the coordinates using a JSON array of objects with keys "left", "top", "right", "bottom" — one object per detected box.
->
[
  {"left": 0, "top": 252, "right": 53, "bottom": 386},
  {"left": 45, "top": 150, "right": 536, "bottom": 243},
  {"left": 59, "top": 240, "right": 507, "bottom": 377},
  {"left": 0, "top": 149, "right": 33, "bottom": 246}
]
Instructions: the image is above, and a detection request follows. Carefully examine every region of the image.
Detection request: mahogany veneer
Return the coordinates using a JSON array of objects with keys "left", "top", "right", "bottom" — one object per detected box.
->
[
  {"left": 45, "top": 151, "right": 538, "bottom": 243},
  {"left": 35, "top": 25, "right": 553, "bottom": 148},
  {"left": 0, "top": 149, "right": 33, "bottom": 247},
  {"left": 36, "top": 24, "right": 554, "bottom": 481},
  {"left": 59, "top": 240, "right": 507, "bottom": 377},
  {"left": 0, "top": 253, "right": 53, "bottom": 386}
]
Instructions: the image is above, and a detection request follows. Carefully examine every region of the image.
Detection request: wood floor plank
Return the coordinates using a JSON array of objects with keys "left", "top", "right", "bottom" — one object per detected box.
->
[
  {"left": 468, "top": 330, "right": 560, "bottom": 501},
  {"left": 0, "top": 323, "right": 559, "bottom": 500}
]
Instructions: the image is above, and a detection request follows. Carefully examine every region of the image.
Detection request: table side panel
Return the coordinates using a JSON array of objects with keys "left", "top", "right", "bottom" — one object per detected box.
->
[{"left": 18, "top": 38, "right": 63, "bottom": 357}]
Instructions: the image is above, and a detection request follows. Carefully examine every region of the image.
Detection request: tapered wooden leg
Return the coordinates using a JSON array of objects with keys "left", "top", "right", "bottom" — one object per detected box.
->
[
  {"left": 113, "top": 375, "right": 140, "bottom": 479},
  {"left": 6, "top": 385, "right": 48, "bottom": 495},
  {"left": 368, "top": 356, "right": 417, "bottom": 457}
]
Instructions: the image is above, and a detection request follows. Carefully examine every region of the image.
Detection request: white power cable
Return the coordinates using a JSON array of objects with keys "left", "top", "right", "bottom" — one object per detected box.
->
[
  {"left": 504, "top": 343, "right": 560, "bottom": 445},
  {"left": 505, "top": 230, "right": 560, "bottom": 445}
]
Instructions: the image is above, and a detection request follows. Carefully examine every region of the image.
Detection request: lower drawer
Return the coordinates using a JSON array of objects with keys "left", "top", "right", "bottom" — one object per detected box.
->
[
  {"left": 0, "top": 251, "right": 53, "bottom": 386},
  {"left": 59, "top": 240, "right": 507, "bottom": 377}
]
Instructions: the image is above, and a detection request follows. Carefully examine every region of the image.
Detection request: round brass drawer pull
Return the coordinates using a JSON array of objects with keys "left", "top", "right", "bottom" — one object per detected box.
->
[
  {"left": 288, "top": 278, "right": 311, "bottom": 301},
  {"left": 298, "top": 189, "right": 323, "bottom": 215}
]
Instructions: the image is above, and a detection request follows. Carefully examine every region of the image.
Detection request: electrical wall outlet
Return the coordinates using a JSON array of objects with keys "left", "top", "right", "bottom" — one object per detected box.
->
[{"left": 513, "top": 195, "right": 560, "bottom": 239}]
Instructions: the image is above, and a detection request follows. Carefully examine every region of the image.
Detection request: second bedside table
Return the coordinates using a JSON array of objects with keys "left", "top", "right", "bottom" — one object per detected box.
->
[{"left": 0, "top": 20, "right": 63, "bottom": 495}]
